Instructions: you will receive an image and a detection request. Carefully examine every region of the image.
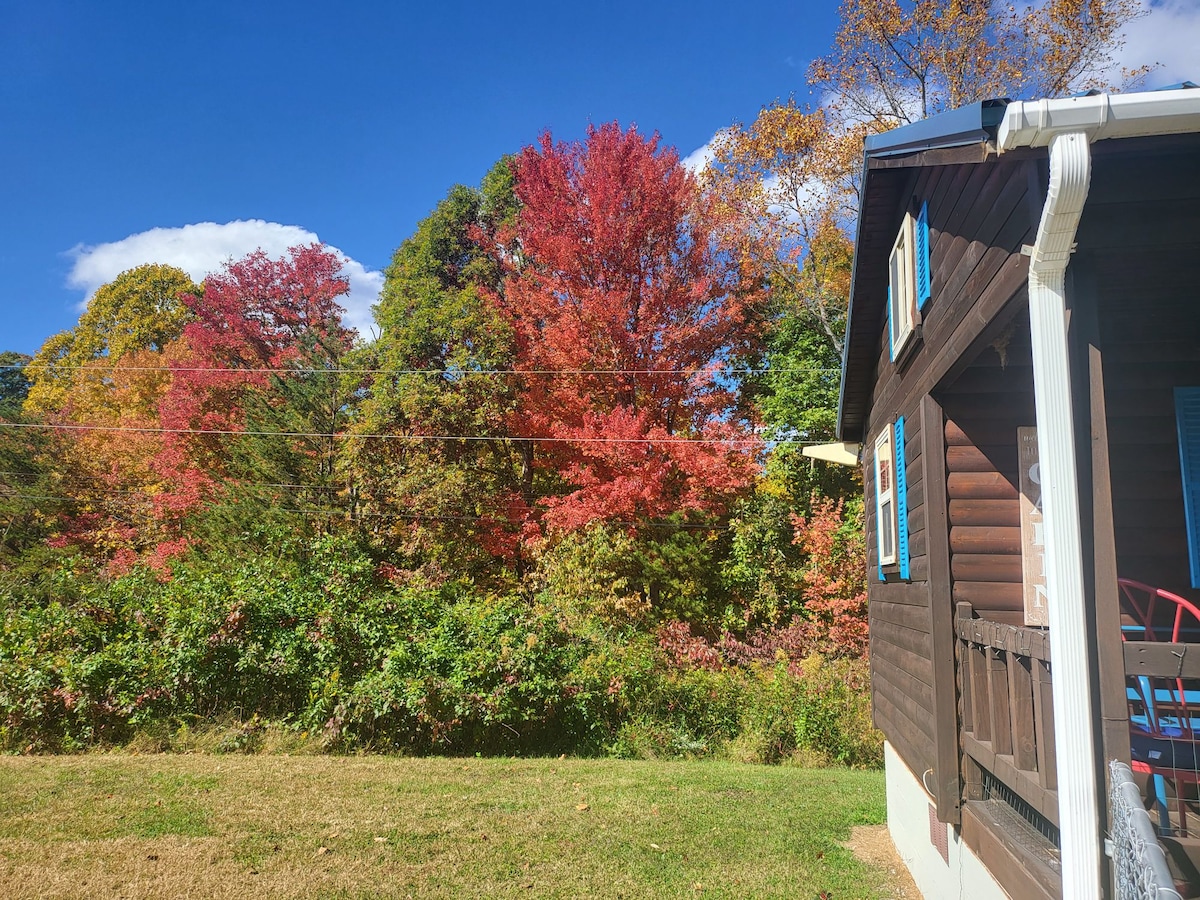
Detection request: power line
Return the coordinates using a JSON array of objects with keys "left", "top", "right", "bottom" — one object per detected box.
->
[
  {"left": 0, "top": 470, "right": 341, "bottom": 491},
  {"left": 0, "top": 490, "right": 732, "bottom": 530},
  {"left": 0, "top": 421, "right": 789, "bottom": 445},
  {"left": 0, "top": 363, "right": 842, "bottom": 376}
]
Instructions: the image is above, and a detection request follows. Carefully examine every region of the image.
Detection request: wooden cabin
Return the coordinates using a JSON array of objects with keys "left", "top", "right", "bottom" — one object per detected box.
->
[{"left": 837, "top": 86, "right": 1200, "bottom": 899}]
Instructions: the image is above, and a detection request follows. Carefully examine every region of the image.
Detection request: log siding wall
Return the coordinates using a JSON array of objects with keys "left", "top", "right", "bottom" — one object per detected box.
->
[
  {"left": 1082, "top": 141, "right": 1200, "bottom": 607},
  {"left": 863, "top": 157, "right": 1037, "bottom": 798}
]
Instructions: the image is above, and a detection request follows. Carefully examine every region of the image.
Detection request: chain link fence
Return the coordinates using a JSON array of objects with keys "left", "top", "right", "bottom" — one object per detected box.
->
[{"left": 1110, "top": 760, "right": 1183, "bottom": 899}]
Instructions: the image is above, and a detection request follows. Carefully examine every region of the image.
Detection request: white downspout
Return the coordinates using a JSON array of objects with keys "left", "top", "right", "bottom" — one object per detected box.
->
[{"left": 1026, "top": 130, "right": 1101, "bottom": 899}]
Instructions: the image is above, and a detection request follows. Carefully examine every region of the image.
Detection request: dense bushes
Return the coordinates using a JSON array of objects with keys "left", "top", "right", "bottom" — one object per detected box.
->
[{"left": 0, "top": 537, "right": 879, "bottom": 766}]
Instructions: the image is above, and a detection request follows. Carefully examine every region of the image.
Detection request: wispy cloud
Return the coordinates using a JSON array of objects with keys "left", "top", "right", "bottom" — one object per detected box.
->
[
  {"left": 1116, "top": 0, "right": 1200, "bottom": 85},
  {"left": 65, "top": 220, "right": 384, "bottom": 338}
]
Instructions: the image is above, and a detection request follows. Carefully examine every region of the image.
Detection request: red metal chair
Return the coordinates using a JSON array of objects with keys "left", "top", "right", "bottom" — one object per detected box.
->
[{"left": 1119, "top": 578, "right": 1200, "bottom": 835}]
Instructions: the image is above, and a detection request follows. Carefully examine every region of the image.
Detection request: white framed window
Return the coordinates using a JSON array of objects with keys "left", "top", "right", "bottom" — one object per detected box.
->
[
  {"left": 889, "top": 212, "right": 918, "bottom": 359},
  {"left": 875, "top": 424, "right": 898, "bottom": 568}
]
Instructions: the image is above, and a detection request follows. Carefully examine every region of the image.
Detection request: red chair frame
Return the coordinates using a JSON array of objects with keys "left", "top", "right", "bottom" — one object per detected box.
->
[{"left": 1120, "top": 578, "right": 1200, "bottom": 835}]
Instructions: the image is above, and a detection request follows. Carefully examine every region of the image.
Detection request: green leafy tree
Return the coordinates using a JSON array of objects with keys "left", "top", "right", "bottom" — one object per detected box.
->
[
  {"left": 347, "top": 161, "right": 531, "bottom": 580},
  {"left": 0, "top": 352, "right": 31, "bottom": 420}
]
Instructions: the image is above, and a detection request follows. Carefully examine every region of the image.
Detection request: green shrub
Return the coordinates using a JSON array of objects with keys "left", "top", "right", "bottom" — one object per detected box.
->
[{"left": 0, "top": 535, "right": 882, "bottom": 766}]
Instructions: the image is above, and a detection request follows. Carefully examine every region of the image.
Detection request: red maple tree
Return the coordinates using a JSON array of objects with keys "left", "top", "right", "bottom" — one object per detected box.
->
[
  {"left": 155, "top": 244, "right": 353, "bottom": 521},
  {"left": 495, "top": 123, "right": 766, "bottom": 532}
]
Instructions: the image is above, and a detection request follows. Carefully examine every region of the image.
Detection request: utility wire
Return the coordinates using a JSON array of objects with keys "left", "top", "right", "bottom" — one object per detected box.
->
[
  {"left": 0, "top": 470, "right": 344, "bottom": 493},
  {"left": 0, "top": 363, "right": 841, "bottom": 376},
  {"left": 0, "top": 421, "right": 792, "bottom": 445},
  {"left": 0, "top": 490, "right": 732, "bottom": 530}
]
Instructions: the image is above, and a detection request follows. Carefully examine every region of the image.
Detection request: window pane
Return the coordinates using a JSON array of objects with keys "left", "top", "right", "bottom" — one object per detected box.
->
[{"left": 881, "top": 499, "right": 894, "bottom": 559}]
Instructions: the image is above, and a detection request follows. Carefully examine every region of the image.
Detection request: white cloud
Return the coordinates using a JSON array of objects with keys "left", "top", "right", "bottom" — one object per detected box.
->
[
  {"left": 680, "top": 141, "right": 715, "bottom": 175},
  {"left": 1116, "top": 1, "right": 1200, "bottom": 86},
  {"left": 65, "top": 220, "right": 383, "bottom": 338},
  {"left": 680, "top": 135, "right": 721, "bottom": 175}
]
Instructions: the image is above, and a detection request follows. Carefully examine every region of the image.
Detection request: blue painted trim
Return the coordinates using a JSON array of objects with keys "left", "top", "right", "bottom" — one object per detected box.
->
[
  {"left": 1174, "top": 387, "right": 1200, "bottom": 588},
  {"left": 896, "top": 416, "right": 909, "bottom": 580},
  {"left": 916, "top": 202, "right": 931, "bottom": 310}
]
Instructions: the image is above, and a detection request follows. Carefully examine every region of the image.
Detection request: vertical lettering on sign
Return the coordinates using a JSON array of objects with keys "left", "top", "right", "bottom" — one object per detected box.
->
[{"left": 1018, "top": 426, "right": 1049, "bottom": 626}]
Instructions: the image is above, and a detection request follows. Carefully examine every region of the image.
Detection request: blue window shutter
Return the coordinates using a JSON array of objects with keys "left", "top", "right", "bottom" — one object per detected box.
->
[
  {"left": 1175, "top": 387, "right": 1200, "bottom": 587},
  {"left": 895, "top": 416, "right": 910, "bottom": 580},
  {"left": 916, "top": 202, "right": 931, "bottom": 309}
]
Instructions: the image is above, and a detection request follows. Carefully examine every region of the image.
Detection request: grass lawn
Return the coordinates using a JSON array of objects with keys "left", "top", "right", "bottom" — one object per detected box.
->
[{"left": 0, "top": 754, "right": 889, "bottom": 899}]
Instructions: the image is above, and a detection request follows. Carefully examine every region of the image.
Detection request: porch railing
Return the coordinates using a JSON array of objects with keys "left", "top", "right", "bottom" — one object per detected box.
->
[{"left": 956, "top": 601, "right": 1059, "bottom": 830}]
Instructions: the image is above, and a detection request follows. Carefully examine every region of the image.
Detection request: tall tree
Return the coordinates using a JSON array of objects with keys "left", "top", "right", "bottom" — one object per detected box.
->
[
  {"left": 24, "top": 264, "right": 197, "bottom": 417},
  {"left": 498, "top": 123, "right": 768, "bottom": 533},
  {"left": 0, "top": 351, "right": 60, "bottom": 569},
  {"left": 15, "top": 266, "right": 197, "bottom": 572},
  {"left": 706, "top": 0, "right": 1151, "bottom": 363},
  {"left": 347, "top": 163, "right": 529, "bottom": 577},
  {"left": 155, "top": 244, "right": 354, "bottom": 551},
  {"left": 810, "top": 0, "right": 1150, "bottom": 129},
  {"left": 0, "top": 352, "right": 31, "bottom": 420},
  {"left": 707, "top": 110, "right": 862, "bottom": 356}
]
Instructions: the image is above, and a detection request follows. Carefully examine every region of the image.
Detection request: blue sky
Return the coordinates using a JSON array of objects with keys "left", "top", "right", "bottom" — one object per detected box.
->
[{"left": 2, "top": 1, "right": 1195, "bottom": 355}]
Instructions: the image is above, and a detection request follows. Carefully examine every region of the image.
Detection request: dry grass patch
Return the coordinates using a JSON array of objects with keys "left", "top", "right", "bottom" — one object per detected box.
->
[{"left": 0, "top": 755, "right": 888, "bottom": 899}]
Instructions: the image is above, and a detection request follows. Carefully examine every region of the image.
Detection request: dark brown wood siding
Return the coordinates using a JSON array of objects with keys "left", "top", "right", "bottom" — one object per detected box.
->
[
  {"left": 864, "top": 157, "right": 1038, "bottom": 782},
  {"left": 1084, "top": 139, "right": 1200, "bottom": 603},
  {"left": 939, "top": 313, "right": 1035, "bottom": 626}
]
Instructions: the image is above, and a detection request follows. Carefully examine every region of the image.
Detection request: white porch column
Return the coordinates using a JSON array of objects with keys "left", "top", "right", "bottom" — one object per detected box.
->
[{"left": 1026, "top": 130, "right": 1101, "bottom": 899}]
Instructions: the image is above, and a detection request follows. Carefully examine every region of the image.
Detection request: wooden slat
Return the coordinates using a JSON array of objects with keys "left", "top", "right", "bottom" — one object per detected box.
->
[
  {"left": 873, "top": 702, "right": 933, "bottom": 785},
  {"left": 874, "top": 578, "right": 935, "bottom": 607},
  {"left": 960, "top": 802, "right": 1059, "bottom": 900},
  {"left": 952, "top": 553, "right": 1024, "bottom": 583},
  {"left": 952, "top": 580, "right": 1024, "bottom": 610},
  {"left": 870, "top": 615, "right": 933, "bottom": 659},
  {"left": 958, "top": 602, "right": 975, "bottom": 734},
  {"left": 1123, "top": 641, "right": 1200, "bottom": 678},
  {"left": 873, "top": 636, "right": 937, "bottom": 702},
  {"left": 948, "top": 499, "right": 1022, "bottom": 527},
  {"left": 969, "top": 642, "right": 991, "bottom": 743},
  {"left": 946, "top": 445, "right": 1019, "bottom": 473},
  {"left": 873, "top": 655, "right": 936, "bottom": 726},
  {"left": 1032, "top": 659, "right": 1057, "bottom": 791},
  {"left": 945, "top": 419, "right": 1024, "bottom": 447},
  {"left": 1009, "top": 655, "right": 1038, "bottom": 773},
  {"left": 988, "top": 649, "right": 1014, "bottom": 756},
  {"left": 950, "top": 526, "right": 1022, "bottom": 555},
  {"left": 871, "top": 600, "right": 932, "bottom": 634},
  {"left": 947, "top": 472, "right": 1019, "bottom": 500},
  {"left": 1074, "top": 276, "right": 1131, "bottom": 773},
  {"left": 874, "top": 664, "right": 938, "bottom": 742}
]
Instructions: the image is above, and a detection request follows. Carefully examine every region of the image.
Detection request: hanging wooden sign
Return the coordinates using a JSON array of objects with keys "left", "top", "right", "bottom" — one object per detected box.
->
[{"left": 1018, "top": 426, "right": 1049, "bottom": 627}]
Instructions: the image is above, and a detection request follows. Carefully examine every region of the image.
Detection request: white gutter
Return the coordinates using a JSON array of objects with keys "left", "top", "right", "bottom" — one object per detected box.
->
[
  {"left": 997, "top": 87, "right": 1200, "bottom": 900},
  {"left": 998, "top": 89, "right": 1200, "bottom": 149}
]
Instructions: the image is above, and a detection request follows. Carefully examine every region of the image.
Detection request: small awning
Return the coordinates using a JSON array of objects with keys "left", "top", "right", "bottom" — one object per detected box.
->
[{"left": 801, "top": 442, "right": 862, "bottom": 466}]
